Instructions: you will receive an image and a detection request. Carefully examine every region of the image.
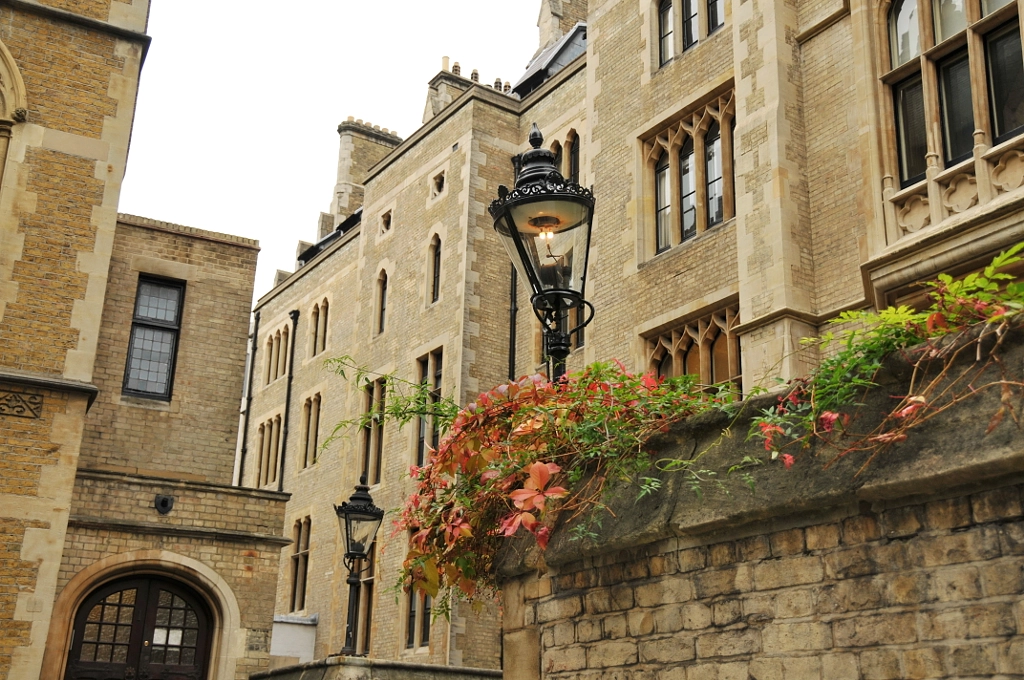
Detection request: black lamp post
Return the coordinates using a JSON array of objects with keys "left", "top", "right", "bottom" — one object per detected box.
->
[
  {"left": 489, "top": 123, "right": 596, "bottom": 378},
  {"left": 334, "top": 475, "right": 384, "bottom": 656}
]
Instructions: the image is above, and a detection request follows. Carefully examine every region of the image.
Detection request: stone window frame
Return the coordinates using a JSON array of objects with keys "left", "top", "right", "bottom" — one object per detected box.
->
[
  {"left": 299, "top": 391, "right": 322, "bottom": 469},
  {"left": 288, "top": 516, "right": 311, "bottom": 612},
  {"left": 653, "top": 0, "right": 728, "bottom": 68},
  {"left": 254, "top": 410, "right": 283, "bottom": 487},
  {"left": 645, "top": 302, "right": 742, "bottom": 392},
  {"left": 122, "top": 276, "right": 185, "bottom": 401},
  {"left": 403, "top": 529, "right": 432, "bottom": 653},
  {"left": 308, "top": 297, "right": 329, "bottom": 358},
  {"left": 878, "top": 0, "right": 1024, "bottom": 241},
  {"left": 641, "top": 92, "right": 736, "bottom": 260},
  {"left": 263, "top": 322, "right": 291, "bottom": 386},
  {"left": 376, "top": 269, "right": 389, "bottom": 336},
  {"left": 354, "top": 540, "right": 377, "bottom": 655},
  {"left": 428, "top": 234, "right": 442, "bottom": 304},
  {"left": 414, "top": 347, "right": 444, "bottom": 468},
  {"left": 361, "top": 378, "right": 386, "bottom": 486}
]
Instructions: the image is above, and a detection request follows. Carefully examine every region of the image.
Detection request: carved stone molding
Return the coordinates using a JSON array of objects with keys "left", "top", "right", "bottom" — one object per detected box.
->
[
  {"left": 0, "top": 390, "right": 42, "bottom": 417},
  {"left": 897, "top": 193, "right": 930, "bottom": 234},
  {"left": 992, "top": 149, "right": 1024, "bottom": 194},
  {"left": 941, "top": 173, "right": 978, "bottom": 214}
]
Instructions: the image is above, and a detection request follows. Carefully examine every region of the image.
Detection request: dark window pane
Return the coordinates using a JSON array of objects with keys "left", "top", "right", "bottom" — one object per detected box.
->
[
  {"left": 895, "top": 76, "right": 928, "bottom": 184},
  {"left": 655, "top": 151, "right": 672, "bottom": 252},
  {"left": 406, "top": 590, "right": 417, "bottom": 648},
  {"left": 939, "top": 50, "right": 974, "bottom": 165},
  {"left": 680, "top": 138, "right": 697, "bottom": 241},
  {"left": 80, "top": 643, "right": 96, "bottom": 662},
  {"left": 659, "top": 0, "right": 674, "bottom": 64},
  {"left": 683, "top": 0, "right": 698, "bottom": 48},
  {"left": 422, "top": 595, "right": 432, "bottom": 644},
  {"left": 987, "top": 25, "right": 1024, "bottom": 143},
  {"left": 125, "top": 326, "right": 175, "bottom": 395},
  {"left": 706, "top": 122, "right": 724, "bottom": 227},
  {"left": 708, "top": 0, "right": 724, "bottom": 32},
  {"left": 181, "top": 647, "right": 196, "bottom": 665},
  {"left": 136, "top": 281, "right": 181, "bottom": 324},
  {"left": 657, "top": 353, "right": 674, "bottom": 378},
  {"left": 151, "top": 647, "right": 166, "bottom": 664}
]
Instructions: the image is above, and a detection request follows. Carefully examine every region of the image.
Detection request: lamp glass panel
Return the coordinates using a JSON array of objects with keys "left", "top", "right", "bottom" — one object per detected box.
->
[{"left": 501, "top": 197, "right": 592, "bottom": 297}]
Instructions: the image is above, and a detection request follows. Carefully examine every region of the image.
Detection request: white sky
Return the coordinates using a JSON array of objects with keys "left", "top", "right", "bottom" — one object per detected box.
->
[{"left": 118, "top": 1, "right": 541, "bottom": 300}]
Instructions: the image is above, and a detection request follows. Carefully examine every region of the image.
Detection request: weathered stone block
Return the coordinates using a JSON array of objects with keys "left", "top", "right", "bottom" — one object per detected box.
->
[
  {"left": 536, "top": 595, "right": 582, "bottom": 623},
  {"left": 694, "top": 565, "right": 752, "bottom": 598},
  {"left": 634, "top": 577, "right": 693, "bottom": 607},
  {"left": 762, "top": 621, "right": 832, "bottom": 653},
  {"left": 544, "top": 644, "right": 586, "bottom": 673},
  {"left": 902, "top": 646, "right": 943, "bottom": 679},
  {"left": 842, "top": 515, "right": 881, "bottom": 545},
  {"left": 587, "top": 639, "right": 638, "bottom": 668},
  {"left": 638, "top": 634, "right": 696, "bottom": 663},
  {"left": 859, "top": 648, "right": 902, "bottom": 680},
  {"left": 769, "top": 528, "right": 805, "bottom": 556},
  {"left": 946, "top": 643, "right": 997, "bottom": 675},
  {"left": 971, "top": 486, "right": 1023, "bottom": 523},
  {"left": 754, "top": 555, "right": 823, "bottom": 590},
  {"left": 695, "top": 628, "right": 760, "bottom": 658},
  {"left": 882, "top": 505, "right": 924, "bottom": 538},
  {"left": 832, "top": 612, "right": 917, "bottom": 647},
  {"left": 805, "top": 523, "right": 841, "bottom": 550},
  {"left": 821, "top": 652, "right": 860, "bottom": 680}
]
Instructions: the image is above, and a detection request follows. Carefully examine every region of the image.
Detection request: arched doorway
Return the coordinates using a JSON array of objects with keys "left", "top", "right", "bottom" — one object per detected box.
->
[{"left": 64, "top": 575, "right": 212, "bottom": 680}]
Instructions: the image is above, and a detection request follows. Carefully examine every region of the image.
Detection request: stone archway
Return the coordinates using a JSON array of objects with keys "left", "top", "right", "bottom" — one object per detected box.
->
[{"left": 42, "top": 550, "right": 244, "bottom": 680}]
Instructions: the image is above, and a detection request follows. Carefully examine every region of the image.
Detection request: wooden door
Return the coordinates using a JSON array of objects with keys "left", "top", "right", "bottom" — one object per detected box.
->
[{"left": 65, "top": 576, "right": 211, "bottom": 680}]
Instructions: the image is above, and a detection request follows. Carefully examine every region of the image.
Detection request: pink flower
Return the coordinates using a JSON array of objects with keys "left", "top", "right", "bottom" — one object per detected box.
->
[
  {"left": 819, "top": 411, "right": 840, "bottom": 433},
  {"left": 780, "top": 454, "right": 795, "bottom": 469}
]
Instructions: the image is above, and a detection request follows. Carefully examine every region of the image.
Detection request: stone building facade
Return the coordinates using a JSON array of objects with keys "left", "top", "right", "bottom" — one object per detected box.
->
[
  {"left": 0, "top": 2, "right": 290, "bottom": 676},
  {"left": 240, "top": 0, "right": 1024, "bottom": 673}
]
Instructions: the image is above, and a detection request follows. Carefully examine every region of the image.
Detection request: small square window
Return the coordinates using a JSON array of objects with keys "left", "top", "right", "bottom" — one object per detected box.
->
[
  {"left": 431, "top": 172, "right": 446, "bottom": 198},
  {"left": 380, "top": 211, "right": 392, "bottom": 234}
]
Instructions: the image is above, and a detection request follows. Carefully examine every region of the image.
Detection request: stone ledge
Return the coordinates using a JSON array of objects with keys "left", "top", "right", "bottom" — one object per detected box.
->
[{"left": 251, "top": 655, "right": 503, "bottom": 680}]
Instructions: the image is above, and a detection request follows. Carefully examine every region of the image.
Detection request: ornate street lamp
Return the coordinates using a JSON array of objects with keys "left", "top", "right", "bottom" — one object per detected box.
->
[
  {"left": 334, "top": 475, "right": 384, "bottom": 656},
  {"left": 489, "top": 123, "right": 596, "bottom": 377}
]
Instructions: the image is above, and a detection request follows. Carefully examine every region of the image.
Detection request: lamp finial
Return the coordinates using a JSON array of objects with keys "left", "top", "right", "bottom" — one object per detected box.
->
[{"left": 529, "top": 123, "right": 543, "bottom": 149}]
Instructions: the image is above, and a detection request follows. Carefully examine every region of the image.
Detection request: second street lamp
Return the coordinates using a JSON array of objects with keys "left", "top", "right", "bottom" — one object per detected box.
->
[
  {"left": 334, "top": 475, "right": 384, "bottom": 656},
  {"left": 489, "top": 123, "right": 596, "bottom": 377}
]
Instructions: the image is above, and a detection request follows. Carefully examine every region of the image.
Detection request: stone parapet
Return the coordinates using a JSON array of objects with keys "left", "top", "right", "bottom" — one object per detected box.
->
[{"left": 251, "top": 656, "right": 503, "bottom": 680}]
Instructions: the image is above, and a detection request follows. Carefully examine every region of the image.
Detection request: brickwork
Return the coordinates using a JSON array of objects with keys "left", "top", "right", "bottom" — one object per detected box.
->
[
  {"left": 0, "top": 518, "right": 47, "bottom": 674},
  {"left": 0, "top": 149, "right": 104, "bottom": 374},
  {"left": 79, "top": 216, "right": 258, "bottom": 482},
  {"left": 510, "top": 484, "right": 1024, "bottom": 678},
  {"left": 0, "top": 10, "right": 123, "bottom": 137},
  {"left": 0, "top": 386, "right": 69, "bottom": 496},
  {"left": 36, "top": 0, "right": 112, "bottom": 22}
]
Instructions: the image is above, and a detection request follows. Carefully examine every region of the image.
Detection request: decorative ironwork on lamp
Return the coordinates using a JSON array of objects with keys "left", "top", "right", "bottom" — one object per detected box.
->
[
  {"left": 489, "top": 123, "right": 596, "bottom": 377},
  {"left": 334, "top": 475, "right": 383, "bottom": 656}
]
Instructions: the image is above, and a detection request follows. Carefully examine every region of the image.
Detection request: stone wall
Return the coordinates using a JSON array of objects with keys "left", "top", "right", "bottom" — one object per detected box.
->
[{"left": 500, "top": 333, "right": 1024, "bottom": 679}]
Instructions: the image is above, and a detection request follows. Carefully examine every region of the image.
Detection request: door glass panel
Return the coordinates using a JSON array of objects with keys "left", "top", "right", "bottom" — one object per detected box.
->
[
  {"left": 987, "top": 25, "right": 1024, "bottom": 142},
  {"left": 939, "top": 50, "right": 974, "bottom": 164},
  {"left": 933, "top": 0, "right": 966, "bottom": 41},
  {"left": 150, "top": 588, "right": 203, "bottom": 668}
]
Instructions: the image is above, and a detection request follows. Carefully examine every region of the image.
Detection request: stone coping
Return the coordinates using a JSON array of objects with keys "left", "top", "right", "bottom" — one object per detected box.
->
[
  {"left": 251, "top": 656, "right": 502, "bottom": 680},
  {"left": 497, "top": 325, "right": 1024, "bottom": 576},
  {"left": 76, "top": 467, "right": 290, "bottom": 501},
  {"left": 117, "top": 213, "right": 260, "bottom": 249}
]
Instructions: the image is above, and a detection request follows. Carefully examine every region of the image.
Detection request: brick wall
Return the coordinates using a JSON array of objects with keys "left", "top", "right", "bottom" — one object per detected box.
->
[{"left": 79, "top": 216, "right": 258, "bottom": 483}]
